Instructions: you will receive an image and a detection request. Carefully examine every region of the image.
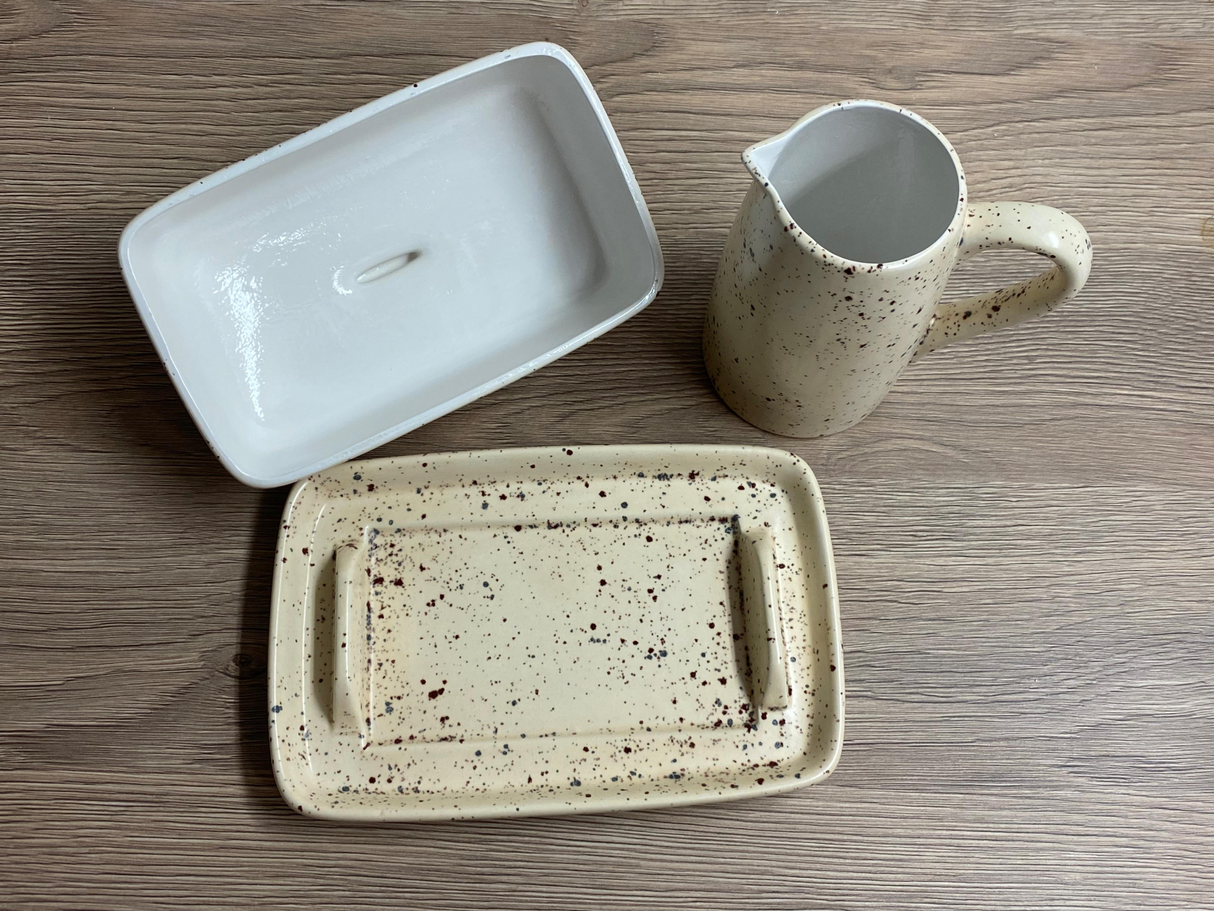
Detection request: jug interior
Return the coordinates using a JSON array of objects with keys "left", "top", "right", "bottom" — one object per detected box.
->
[{"left": 762, "top": 105, "right": 960, "bottom": 264}]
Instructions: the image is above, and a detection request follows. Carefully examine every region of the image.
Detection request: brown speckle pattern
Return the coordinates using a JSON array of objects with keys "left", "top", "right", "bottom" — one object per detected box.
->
[
  {"left": 703, "top": 100, "right": 1092, "bottom": 438},
  {"left": 269, "top": 445, "right": 844, "bottom": 821}
]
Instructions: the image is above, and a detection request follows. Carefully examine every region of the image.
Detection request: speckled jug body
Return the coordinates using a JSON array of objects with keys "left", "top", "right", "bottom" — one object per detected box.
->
[{"left": 704, "top": 99, "right": 1092, "bottom": 437}]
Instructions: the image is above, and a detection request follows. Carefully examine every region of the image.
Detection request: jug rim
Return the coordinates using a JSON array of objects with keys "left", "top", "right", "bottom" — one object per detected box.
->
[{"left": 742, "top": 99, "right": 968, "bottom": 270}]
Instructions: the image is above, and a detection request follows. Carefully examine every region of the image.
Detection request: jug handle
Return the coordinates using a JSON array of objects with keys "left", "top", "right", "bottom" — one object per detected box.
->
[{"left": 913, "top": 202, "right": 1092, "bottom": 360}]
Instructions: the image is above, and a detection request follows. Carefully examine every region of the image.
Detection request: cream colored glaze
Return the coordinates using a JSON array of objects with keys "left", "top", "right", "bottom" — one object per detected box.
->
[
  {"left": 704, "top": 99, "right": 1092, "bottom": 437},
  {"left": 268, "top": 445, "right": 843, "bottom": 821}
]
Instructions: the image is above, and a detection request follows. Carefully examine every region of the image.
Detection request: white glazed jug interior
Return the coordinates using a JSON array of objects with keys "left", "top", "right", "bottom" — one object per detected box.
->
[{"left": 751, "top": 104, "right": 960, "bottom": 264}]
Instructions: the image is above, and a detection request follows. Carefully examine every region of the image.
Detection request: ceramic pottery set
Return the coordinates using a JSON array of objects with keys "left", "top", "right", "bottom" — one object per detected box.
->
[{"left": 119, "top": 43, "right": 1091, "bottom": 820}]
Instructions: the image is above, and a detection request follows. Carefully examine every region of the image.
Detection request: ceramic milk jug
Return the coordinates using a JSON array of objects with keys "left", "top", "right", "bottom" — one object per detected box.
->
[{"left": 704, "top": 99, "right": 1092, "bottom": 437}]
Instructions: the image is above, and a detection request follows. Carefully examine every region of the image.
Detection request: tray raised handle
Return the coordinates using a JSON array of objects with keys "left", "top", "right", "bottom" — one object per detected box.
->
[
  {"left": 737, "top": 523, "right": 790, "bottom": 711},
  {"left": 333, "top": 539, "right": 369, "bottom": 736}
]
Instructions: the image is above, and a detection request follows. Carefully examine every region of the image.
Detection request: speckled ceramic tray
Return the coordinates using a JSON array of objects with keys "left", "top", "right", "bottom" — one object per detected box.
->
[{"left": 269, "top": 445, "right": 843, "bottom": 821}]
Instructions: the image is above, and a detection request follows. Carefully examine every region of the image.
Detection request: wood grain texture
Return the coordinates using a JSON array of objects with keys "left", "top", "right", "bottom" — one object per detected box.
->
[{"left": 2, "top": 0, "right": 1213, "bottom": 908}]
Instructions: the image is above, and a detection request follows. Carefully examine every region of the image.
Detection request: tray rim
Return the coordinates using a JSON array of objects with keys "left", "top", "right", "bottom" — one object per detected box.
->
[
  {"left": 117, "top": 43, "right": 664, "bottom": 488},
  {"left": 268, "top": 444, "right": 844, "bottom": 822}
]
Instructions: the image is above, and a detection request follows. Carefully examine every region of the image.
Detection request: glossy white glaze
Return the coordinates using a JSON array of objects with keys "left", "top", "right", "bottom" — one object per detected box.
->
[{"left": 120, "top": 44, "right": 662, "bottom": 487}]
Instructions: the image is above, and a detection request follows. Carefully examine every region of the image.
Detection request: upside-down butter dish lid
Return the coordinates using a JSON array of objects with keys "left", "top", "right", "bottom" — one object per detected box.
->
[{"left": 119, "top": 44, "right": 662, "bottom": 487}]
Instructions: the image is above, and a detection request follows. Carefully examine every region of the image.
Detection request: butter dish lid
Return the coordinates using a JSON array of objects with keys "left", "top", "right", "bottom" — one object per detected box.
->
[
  {"left": 269, "top": 445, "right": 843, "bottom": 821},
  {"left": 119, "top": 44, "right": 662, "bottom": 487}
]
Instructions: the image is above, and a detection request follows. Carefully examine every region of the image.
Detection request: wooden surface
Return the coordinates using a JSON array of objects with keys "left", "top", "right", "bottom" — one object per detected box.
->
[{"left": 2, "top": 1, "right": 1213, "bottom": 907}]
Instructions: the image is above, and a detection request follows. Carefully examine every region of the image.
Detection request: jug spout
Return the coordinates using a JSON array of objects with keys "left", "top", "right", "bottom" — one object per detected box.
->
[{"left": 742, "top": 131, "right": 792, "bottom": 188}]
